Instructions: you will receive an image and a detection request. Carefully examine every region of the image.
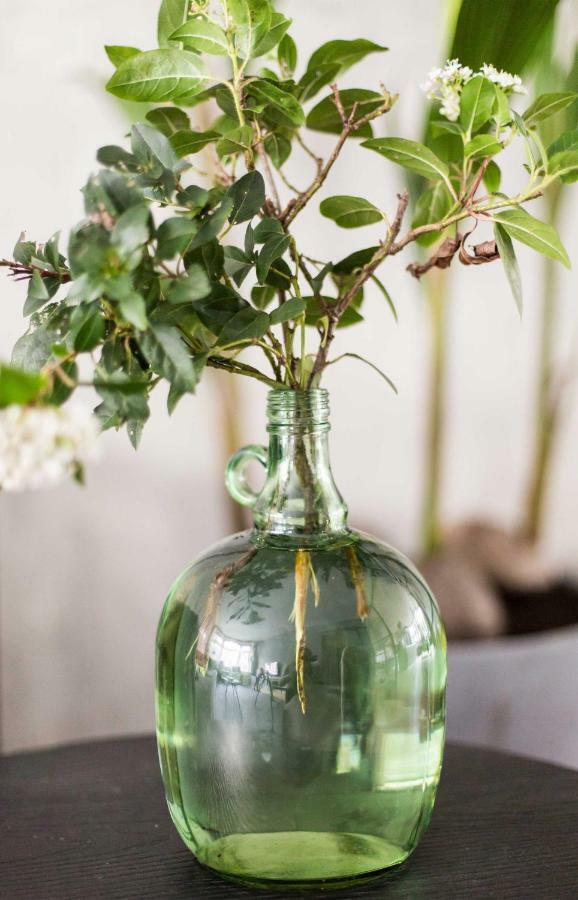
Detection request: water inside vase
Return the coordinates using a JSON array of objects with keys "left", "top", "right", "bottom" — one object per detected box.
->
[{"left": 156, "top": 533, "right": 446, "bottom": 888}]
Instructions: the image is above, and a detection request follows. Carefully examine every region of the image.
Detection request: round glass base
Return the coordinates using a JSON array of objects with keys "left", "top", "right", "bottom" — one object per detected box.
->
[{"left": 196, "top": 830, "right": 408, "bottom": 891}]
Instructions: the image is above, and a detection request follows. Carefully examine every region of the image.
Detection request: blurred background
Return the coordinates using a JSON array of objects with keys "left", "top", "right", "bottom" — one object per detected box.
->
[{"left": 1, "top": 0, "right": 577, "bottom": 766}]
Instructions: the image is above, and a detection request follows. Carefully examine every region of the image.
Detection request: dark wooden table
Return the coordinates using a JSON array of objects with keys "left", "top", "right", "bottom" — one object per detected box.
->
[{"left": 1, "top": 736, "right": 577, "bottom": 899}]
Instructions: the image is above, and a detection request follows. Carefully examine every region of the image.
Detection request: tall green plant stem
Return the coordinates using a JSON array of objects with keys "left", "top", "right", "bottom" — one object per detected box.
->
[
  {"left": 422, "top": 269, "right": 448, "bottom": 556},
  {"left": 522, "top": 183, "right": 564, "bottom": 542}
]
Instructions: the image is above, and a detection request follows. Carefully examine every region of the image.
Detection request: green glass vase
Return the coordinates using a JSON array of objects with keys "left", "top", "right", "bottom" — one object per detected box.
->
[{"left": 155, "top": 389, "right": 446, "bottom": 890}]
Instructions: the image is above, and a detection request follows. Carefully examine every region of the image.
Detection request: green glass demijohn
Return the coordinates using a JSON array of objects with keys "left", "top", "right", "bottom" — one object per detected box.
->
[{"left": 155, "top": 388, "right": 447, "bottom": 890}]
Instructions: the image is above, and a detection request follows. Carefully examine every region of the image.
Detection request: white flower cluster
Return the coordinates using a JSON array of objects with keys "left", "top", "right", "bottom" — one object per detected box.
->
[
  {"left": 0, "top": 404, "right": 100, "bottom": 491},
  {"left": 480, "top": 63, "right": 526, "bottom": 95},
  {"left": 422, "top": 59, "right": 526, "bottom": 122}
]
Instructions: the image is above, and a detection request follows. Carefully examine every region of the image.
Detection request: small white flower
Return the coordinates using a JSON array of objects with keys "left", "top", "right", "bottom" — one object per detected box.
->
[
  {"left": 421, "top": 58, "right": 475, "bottom": 120},
  {"left": 480, "top": 63, "right": 526, "bottom": 95},
  {"left": 421, "top": 58, "right": 526, "bottom": 121},
  {"left": 0, "top": 404, "right": 100, "bottom": 491},
  {"left": 440, "top": 86, "right": 461, "bottom": 122}
]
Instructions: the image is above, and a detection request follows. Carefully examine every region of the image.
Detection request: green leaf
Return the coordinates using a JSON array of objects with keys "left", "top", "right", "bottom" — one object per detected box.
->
[
  {"left": 493, "top": 87, "right": 512, "bottom": 127},
  {"left": 483, "top": 160, "right": 502, "bottom": 193},
  {"left": 158, "top": 0, "right": 190, "bottom": 48},
  {"left": 332, "top": 353, "right": 397, "bottom": 392},
  {"left": 46, "top": 359, "right": 77, "bottom": 407},
  {"left": 23, "top": 271, "right": 50, "bottom": 316},
  {"left": 459, "top": 76, "right": 496, "bottom": 134},
  {"left": 105, "top": 45, "right": 140, "bottom": 66},
  {"left": 253, "top": 217, "right": 284, "bottom": 243},
  {"left": 412, "top": 183, "right": 453, "bottom": 248},
  {"left": 264, "top": 132, "right": 291, "bottom": 169},
  {"left": 305, "top": 296, "right": 363, "bottom": 329},
  {"left": 227, "top": 171, "right": 265, "bottom": 224},
  {"left": 167, "top": 352, "right": 207, "bottom": 414},
  {"left": 223, "top": 246, "right": 253, "bottom": 286},
  {"left": 216, "top": 125, "right": 254, "bottom": 157},
  {"left": 297, "top": 63, "right": 340, "bottom": 102},
  {"left": 140, "top": 323, "right": 196, "bottom": 391},
  {"left": 264, "top": 259, "right": 292, "bottom": 290},
  {"left": 189, "top": 197, "right": 234, "bottom": 250},
  {"left": 448, "top": 1, "right": 560, "bottom": 75},
  {"left": 12, "top": 328, "right": 57, "bottom": 370},
  {"left": 68, "top": 224, "right": 111, "bottom": 279},
  {"left": 119, "top": 292, "right": 148, "bottom": 330},
  {"left": 362, "top": 137, "right": 451, "bottom": 185},
  {"left": 226, "top": 0, "right": 272, "bottom": 59},
  {"left": 278, "top": 33, "right": 297, "bottom": 75},
  {"left": 494, "top": 223, "right": 523, "bottom": 316},
  {"left": 97, "top": 145, "right": 140, "bottom": 171},
  {"left": 94, "top": 373, "right": 150, "bottom": 428},
  {"left": 146, "top": 106, "right": 190, "bottom": 137},
  {"left": 464, "top": 134, "right": 503, "bottom": 159},
  {"left": 167, "top": 266, "right": 212, "bottom": 303},
  {"left": 176, "top": 185, "right": 210, "bottom": 209},
  {"left": 248, "top": 79, "right": 305, "bottom": 126},
  {"left": 217, "top": 307, "right": 270, "bottom": 346},
  {"left": 170, "top": 19, "right": 229, "bottom": 55},
  {"left": 307, "top": 39, "right": 387, "bottom": 75},
  {"left": 307, "top": 89, "right": 383, "bottom": 137},
  {"left": 370, "top": 275, "right": 397, "bottom": 322},
  {"left": 156, "top": 217, "right": 198, "bottom": 259},
  {"left": 548, "top": 128, "right": 578, "bottom": 156},
  {"left": 333, "top": 246, "right": 378, "bottom": 275},
  {"left": 0, "top": 364, "right": 48, "bottom": 408},
  {"left": 131, "top": 122, "right": 180, "bottom": 172},
  {"left": 82, "top": 170, "right": 144, "bottom": 219},
  {"left": 111, "top": 205, "right": 150, "bottom": 256},
  {"left": 251, "top": 285, "right": 275, "bottom": 309},
  {"left": 256, "top": 233, "right": 290, "bottom": 282},
  {"left": 253, "top": 12, "right": 291, "bottom": 57},
  {"left": 492, "top": 207, "right": 570, "bottom": 268},
  {"left": 106, "top": 49, "right": 210, "bottom": 104},
  {"left": 320, "top": 195, "right": 383, "bottom": 229},
  {"left": 71, "top": 305, "right": 106, "bottom": 351},
  {"left": 270, "top": 297, "right": 306, "bottom": 325},
  {"left": 185, "top": 240, "right": 224, "bottom": 281},
  {"left": 13, "top": 239, "right": 36, "bottom": 266},
  {"left": 548, "top": 149, "right": 578, "bottom": 182},
  {"left": 431, "top": 120, "right": 464, "bottom": 137},
  {"left": 523, "top": 92, "right": 578, "bottom": 127},
  {"left": 171, "top": 128, "right": 220, "bottom": 157},
  {"left": 192, "top": 285, "right": 246, "bottom": 334}
]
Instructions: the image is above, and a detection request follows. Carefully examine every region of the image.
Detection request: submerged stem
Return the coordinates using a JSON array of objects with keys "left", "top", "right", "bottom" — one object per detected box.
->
[
  {"left": 347, "top": 545, "right": 369, "bottom": 620},
  {"left": 192, "top": 547, "right": 258, "bottom": 667},
  {"left": 289, "top": 550, "right": 311, "bottom": 714}
]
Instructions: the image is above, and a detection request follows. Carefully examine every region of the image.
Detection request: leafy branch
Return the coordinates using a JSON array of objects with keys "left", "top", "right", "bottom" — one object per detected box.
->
[{"left": 1, "top": 0, "right": 576, "bottom": 451}]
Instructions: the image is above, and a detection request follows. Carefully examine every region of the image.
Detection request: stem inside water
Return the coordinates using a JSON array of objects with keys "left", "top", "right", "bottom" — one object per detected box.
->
[{"left": 294, "top": 433, "right": 318, "bottom": 533}]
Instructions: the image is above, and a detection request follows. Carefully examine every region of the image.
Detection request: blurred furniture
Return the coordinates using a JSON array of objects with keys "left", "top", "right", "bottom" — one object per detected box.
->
[
  {"left": 1, "top": 737, "right": 577, "bottom": 899},
  {"left": 448, "top": 625, "right": 578, "bottom": 769}
]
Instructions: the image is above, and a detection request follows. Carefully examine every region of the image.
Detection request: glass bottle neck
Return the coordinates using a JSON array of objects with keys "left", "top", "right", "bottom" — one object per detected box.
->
[{"left": 253, "top": 390, "right": 348, "bottom": 543}]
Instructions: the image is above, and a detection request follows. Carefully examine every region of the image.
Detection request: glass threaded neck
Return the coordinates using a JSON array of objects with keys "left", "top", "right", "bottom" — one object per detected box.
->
[
  {"left": 266, "top": 389, "right": 330, "bottom": 432},
  {"left": 254, "top": 389, "right": 347, "bottom": 543}
]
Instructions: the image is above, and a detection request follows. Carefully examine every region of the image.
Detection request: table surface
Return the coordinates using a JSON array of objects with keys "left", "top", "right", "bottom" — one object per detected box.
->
[{"left": 1, "top": 736, "right": 577, "bottom": 900}]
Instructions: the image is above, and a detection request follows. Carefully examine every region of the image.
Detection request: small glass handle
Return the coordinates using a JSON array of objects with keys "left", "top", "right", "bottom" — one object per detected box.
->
[{"left": 225, "top": 444, "right": 268, "bottom": 508}]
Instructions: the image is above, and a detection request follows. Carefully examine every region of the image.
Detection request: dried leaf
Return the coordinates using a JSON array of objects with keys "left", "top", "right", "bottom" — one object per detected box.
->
[{"left": 407, "top": 236, "right": 461, "bottom": 279}]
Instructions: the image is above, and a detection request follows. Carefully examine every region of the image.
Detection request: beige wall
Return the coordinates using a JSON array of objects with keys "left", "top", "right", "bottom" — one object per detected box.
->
[{"left": 1, "top": 1, "right": 577, "bottom": 752}]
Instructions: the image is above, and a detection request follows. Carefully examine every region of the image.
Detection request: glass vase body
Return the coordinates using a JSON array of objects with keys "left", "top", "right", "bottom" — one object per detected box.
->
[{"left": 156, "top": 389, "right": 447, "bottom": 890}]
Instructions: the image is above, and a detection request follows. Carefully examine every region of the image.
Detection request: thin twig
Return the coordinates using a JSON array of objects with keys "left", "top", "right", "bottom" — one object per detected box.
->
[
  {"left": 306, "top": 192, "right": 409, "bottom": 386},
  {"left": 280, "top": 86, "right": 396, "bottom": 227}
]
